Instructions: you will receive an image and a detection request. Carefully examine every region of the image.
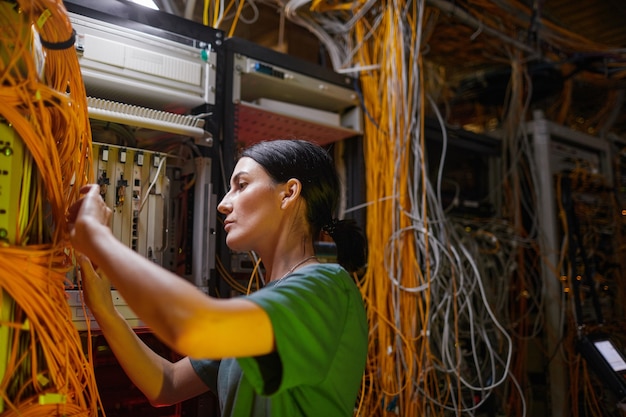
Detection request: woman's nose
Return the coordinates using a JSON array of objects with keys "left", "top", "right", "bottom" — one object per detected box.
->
[{"left": 217, "top": 196, "right": 231, "bottom": 214}]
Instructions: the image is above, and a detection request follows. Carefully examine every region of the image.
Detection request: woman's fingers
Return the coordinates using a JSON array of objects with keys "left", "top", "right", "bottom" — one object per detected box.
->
[
  {"left": 77, "top": 254, "right": 113, "bottom": 314},
  {"left": 67, "top": 184, "right": 113, "bottom": 241}
]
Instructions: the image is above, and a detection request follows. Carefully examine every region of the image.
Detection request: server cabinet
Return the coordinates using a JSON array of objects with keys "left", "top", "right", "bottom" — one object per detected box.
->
[
  {"left": 530, "top": 110, "right": 625, "bottom": 417},
  {"left": 58, "top": 3, "right": 223, "bottom": 415},
  {"left": 220, "top": 36, "right": 362, "bottom": 173},
  {"left": 62, "top": 0, "right": 223, "bottom": 328}
]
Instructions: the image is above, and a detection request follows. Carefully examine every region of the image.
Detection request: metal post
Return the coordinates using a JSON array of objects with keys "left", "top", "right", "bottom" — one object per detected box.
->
[{"left": 531, "top": 110, "right": 568, "bottom": 417}]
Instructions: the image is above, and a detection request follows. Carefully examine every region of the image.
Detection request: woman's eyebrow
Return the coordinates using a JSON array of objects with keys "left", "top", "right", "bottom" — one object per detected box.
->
[{"left": 230, "top": 171, "right": 249, "bottom": 184}]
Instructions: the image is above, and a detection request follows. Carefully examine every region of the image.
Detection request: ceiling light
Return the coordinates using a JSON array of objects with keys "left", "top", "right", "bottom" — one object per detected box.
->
[{"left": 129, "top": 0, "right": 159, "bottom": 10}]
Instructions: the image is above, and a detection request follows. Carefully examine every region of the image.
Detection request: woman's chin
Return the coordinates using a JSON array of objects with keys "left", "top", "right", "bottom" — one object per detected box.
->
[{"left": 225, "top": 236, "right": 245, "bottom": 252}]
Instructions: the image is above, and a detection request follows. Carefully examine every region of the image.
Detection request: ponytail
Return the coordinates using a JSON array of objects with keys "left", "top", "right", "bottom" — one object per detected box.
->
[{"left": 323, "top": 218, "right": 367, "bottom": 275}]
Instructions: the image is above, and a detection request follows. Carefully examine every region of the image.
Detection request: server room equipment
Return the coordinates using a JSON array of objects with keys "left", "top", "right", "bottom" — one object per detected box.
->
[
  {"left": 424, "top": 117, "right": 502, "bottom": 217},
  {"left": 62, "top": 0, "right": 223, "bottom": 329},
  {"left": 530, "top": 110, "right": 624, "bottom": 416},
  {"left": 56, "top": 2, "right": 224, "bottom": 415},
  {"left": 64, "top": 0, "right": 222, "bottom": 142},
  {"left": 221, "top": 37, "right": 363, "bottom": 170}
]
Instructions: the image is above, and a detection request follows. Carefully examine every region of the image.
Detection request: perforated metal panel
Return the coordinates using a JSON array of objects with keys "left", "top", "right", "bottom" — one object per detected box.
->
[{"left": 234, "top": 102, "right": 359, "bottom": 146}]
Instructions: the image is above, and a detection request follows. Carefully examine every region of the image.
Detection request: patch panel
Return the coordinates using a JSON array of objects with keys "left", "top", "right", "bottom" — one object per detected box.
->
[{"left": 66, "top": 289, "right": 143, "bottom": 331}]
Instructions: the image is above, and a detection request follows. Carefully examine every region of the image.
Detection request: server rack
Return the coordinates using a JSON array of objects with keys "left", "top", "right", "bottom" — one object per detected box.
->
[
  {"left": 424, "top": 117, "right": 502, "bottom": 218},
  {"left": 62, "top": 0, "right": 223, "bottom": 323},
  {"left": 220, "top": 36, "right": 362, "bottom": 173},
  {"left": 530, "top": 110, "right": 625, "bottom": 417},
  {"left": 63, "top": 0, "right": 223, "bottom": 139},
  {"left": 58, "top": 3, "right": 224, "bottom": 415}
]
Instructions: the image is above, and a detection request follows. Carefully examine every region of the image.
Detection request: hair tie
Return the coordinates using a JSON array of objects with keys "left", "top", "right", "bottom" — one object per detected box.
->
[{"left": 322, "top": 218, "right": 339, "bottom": 237}]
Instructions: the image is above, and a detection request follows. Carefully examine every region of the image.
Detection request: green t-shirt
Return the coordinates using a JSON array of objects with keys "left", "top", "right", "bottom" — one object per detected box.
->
[{"left": 190, "top": 263, "right": 368, "bottom": 417}]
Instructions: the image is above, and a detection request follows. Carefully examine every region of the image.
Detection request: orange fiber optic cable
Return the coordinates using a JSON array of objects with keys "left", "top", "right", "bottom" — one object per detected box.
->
[
  {"left": 0, "top": 1, "right": 100, "bottom": 416},
  {"left": 308, "top": 1, "right": 518, "bottom": 415}
]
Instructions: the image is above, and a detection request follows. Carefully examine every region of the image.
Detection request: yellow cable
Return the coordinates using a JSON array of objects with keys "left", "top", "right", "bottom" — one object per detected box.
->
[{"left": 227, "top": 0, "right": 247, "bottom": 37}]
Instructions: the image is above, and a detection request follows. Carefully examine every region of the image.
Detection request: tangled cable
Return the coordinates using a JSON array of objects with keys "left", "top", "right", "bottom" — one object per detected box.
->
[
  {"left": 0, "top": 1, "right": 99, "bottom": 415},
  {"left": 270, "top": 0, "right": 543, "bottom": 415},
  {"left": 279, "top": 2, "right": 520, "bottom": 415}
]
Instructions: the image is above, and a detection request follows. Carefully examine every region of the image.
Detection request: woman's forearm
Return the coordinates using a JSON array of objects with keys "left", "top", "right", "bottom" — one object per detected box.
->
[
  {"left": 91, "top": 306, "right": 172, "bottom": 404},
  {"left": 72, "top": 191, "right": 274, "bottom": 359},
  {"left": 83, "top": 226, "right": 213, "bottom": 355}
]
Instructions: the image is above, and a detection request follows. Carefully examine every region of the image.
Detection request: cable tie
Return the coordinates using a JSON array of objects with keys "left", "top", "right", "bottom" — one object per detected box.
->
[
  {"left": 38, "top": 393, "right": 66, "bottom": 405},
  {"left": 37, "top": 373, "right": 50, "bottom": 387},
  {"left": 40, "top": 29, "right": 76, "bottom": 51}
]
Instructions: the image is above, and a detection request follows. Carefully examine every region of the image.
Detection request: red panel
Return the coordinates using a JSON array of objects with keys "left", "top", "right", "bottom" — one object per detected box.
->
[
  {"left": 234, "top": 102, "right": 357, "bottom": 146},
  {"left": 83, "top": 330, "right": 219, "bottom": 417}
]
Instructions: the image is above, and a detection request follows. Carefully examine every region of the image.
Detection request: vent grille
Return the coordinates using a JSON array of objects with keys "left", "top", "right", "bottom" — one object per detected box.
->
[{"left": 87, "top": 97, "right": 207, "bottom": 139}]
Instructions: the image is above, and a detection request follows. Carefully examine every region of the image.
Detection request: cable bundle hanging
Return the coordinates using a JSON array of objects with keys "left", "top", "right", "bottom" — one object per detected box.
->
[
  {"left": 273, "top": 1, "right": 517, "bottom": 415},
  {"left": 274, "top": 1, "right": 526, "bottom": 415},
  {"left": 0, "top": 1, "right": 100, "bottom": 415},
  {"left": 354, "top": 3, "right": 516, "bottom": 412}
]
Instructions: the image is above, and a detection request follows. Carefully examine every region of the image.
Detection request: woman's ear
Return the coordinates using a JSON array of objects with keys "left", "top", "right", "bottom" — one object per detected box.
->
[{"left": 280, "top": 178, "right": 302, "bottom": 209}]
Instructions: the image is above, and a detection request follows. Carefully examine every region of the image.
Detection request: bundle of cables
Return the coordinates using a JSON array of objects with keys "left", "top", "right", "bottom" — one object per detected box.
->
[
  {"left": 279, "top": 1, "right": 526, "bottom": 415},
  {"left": 0, "top": 1, "right": 100, "bottom": 416}
]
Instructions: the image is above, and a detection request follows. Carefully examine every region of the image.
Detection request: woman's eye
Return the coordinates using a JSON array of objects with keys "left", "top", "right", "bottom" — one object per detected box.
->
[{"left": 237, "top": 182, "right": 247, "bottom": 190}]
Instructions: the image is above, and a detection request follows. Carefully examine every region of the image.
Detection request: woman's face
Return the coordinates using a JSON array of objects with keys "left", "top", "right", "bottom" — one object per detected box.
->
[{"left": 217, "top": 157, "right": 282, "bottom": 252}]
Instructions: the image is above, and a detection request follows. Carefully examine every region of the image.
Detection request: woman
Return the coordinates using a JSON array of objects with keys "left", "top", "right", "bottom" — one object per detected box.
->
[{"left": 68, "top": 139, "right": 368, "bottom": 416}]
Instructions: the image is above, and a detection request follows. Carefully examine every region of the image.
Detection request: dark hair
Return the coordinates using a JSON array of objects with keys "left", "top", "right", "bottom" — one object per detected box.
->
[{"left": 241, "top": 139, "right": 367, "bottom": 273}]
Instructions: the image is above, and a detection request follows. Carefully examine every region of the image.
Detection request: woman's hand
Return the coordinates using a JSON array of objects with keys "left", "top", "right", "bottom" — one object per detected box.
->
[
  {"left": 76, "top": 254, "right": 116, "bottom": 319},
  {"left": 67, "top": 184, "right": 112, "bottom": 260}
]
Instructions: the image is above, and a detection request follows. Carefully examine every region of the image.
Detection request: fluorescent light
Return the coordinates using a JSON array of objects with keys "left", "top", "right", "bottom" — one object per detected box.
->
[{"left": 129, "top": 0, "right": 159, "bottom": 10}]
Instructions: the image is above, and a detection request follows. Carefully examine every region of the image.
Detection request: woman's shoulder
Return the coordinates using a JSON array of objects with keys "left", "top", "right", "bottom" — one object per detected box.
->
[
  {"left": 258, "top": 263, "right": 353, "bottom": 294},
  {"left": 281, "top": 264, "right": 362, "bottom": 303},
  {"left": 303, "top": 262, "right": 345, "bottom": 275},
  {"left": 288, "top": 262, "right": 351, "bottom": 285}
]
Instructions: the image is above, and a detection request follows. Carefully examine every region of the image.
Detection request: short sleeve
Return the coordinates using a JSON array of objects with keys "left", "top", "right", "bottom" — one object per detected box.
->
[
  {"left": 189, "top": 358, "right": 221, "bottom": 392},
  {"left": 237, "top": 264, "right": 352, "bottom": 395}
]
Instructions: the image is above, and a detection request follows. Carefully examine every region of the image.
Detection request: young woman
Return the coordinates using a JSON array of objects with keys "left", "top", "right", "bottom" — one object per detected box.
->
[{"left": 68, "top": 139, "right": 368, "bottom": 416}]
